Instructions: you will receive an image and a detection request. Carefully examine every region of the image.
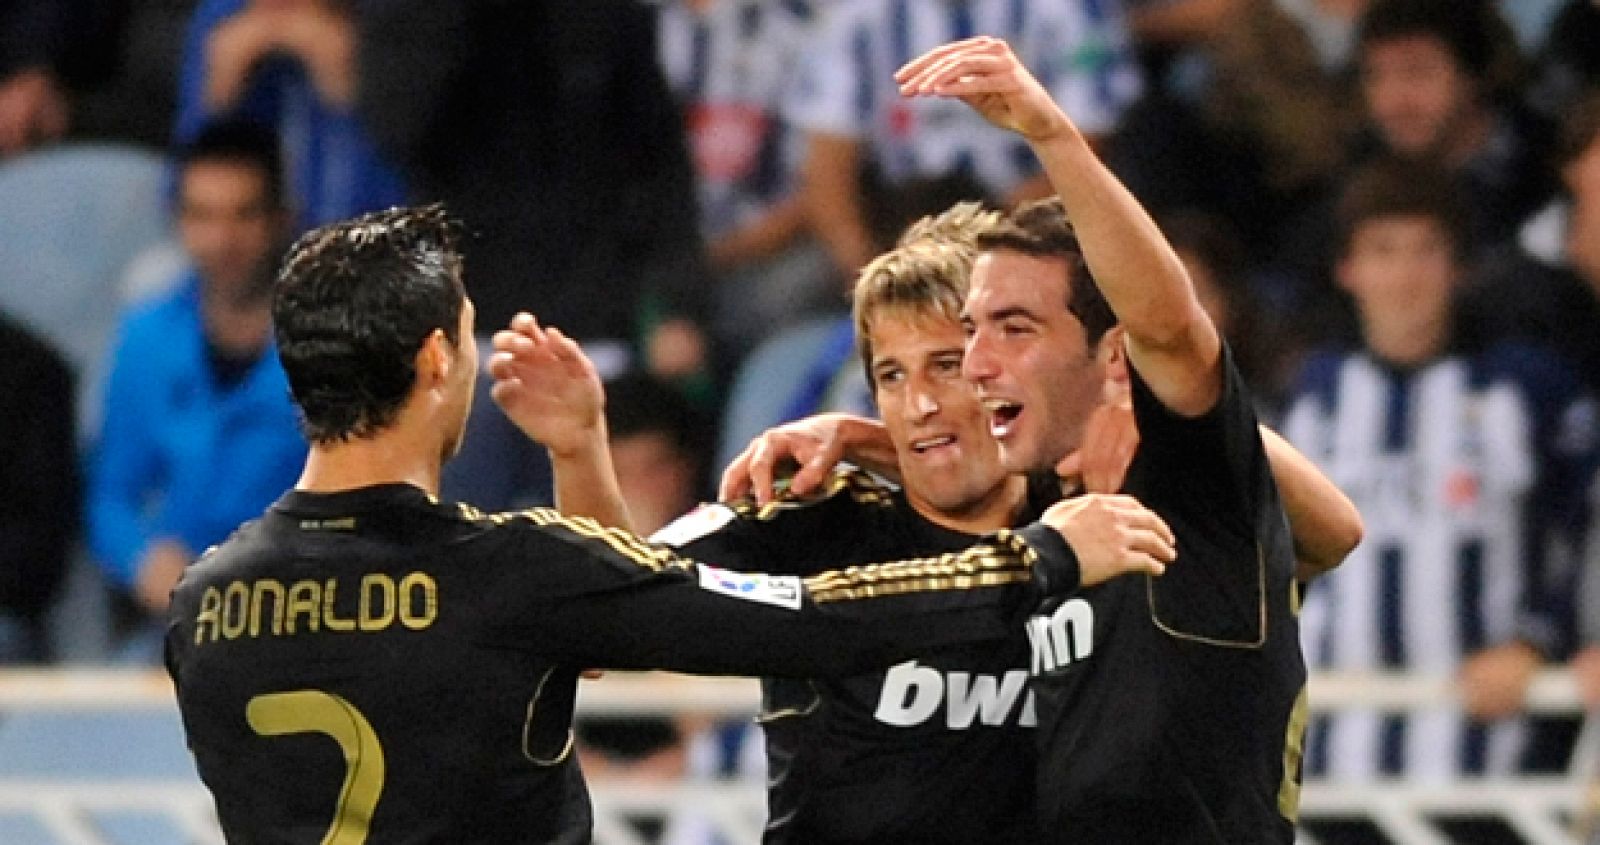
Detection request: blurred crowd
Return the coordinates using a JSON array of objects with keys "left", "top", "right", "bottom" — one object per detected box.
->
[{"left": 1, "top": 0, "right": 1599, "bottom": 813}]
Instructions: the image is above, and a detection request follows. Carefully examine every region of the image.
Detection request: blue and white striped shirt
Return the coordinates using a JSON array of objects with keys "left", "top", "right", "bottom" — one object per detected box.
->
[
  {"left": 784, "top": 0, "right": 1142, "bottom": 197},
  {"left": 659, "top": 0, "right": 820, "bottom": 238},
  {"left": 1285, "top": 343, "right": 1592, "bottom": 780}
]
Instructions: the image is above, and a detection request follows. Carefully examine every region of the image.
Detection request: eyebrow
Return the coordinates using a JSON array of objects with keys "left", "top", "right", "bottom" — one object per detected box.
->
[{"left": 972, "top": 305, "right": 1042, "bottom": 324}]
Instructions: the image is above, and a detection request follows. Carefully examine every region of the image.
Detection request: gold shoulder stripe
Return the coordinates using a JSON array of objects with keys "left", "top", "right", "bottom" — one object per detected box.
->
[
  {"left": 803, "top": 540, "right": 1032, "bottom": 602},
  {"left": 808, "top": 568, "right": 1032, "bottom": 603},
  {"left": 511, "top": 508, "right": 681, "bottom": 573}
]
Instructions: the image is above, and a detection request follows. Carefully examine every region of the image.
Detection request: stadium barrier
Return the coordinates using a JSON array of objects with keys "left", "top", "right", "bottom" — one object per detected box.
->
[{"left": 0, "top": 669, "right": 1594, "bottom": 845}]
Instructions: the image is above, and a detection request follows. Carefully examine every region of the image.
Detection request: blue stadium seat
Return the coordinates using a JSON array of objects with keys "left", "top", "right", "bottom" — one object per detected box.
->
[{"left": 0, "top": 144, "right": 172, "bottom": 427}]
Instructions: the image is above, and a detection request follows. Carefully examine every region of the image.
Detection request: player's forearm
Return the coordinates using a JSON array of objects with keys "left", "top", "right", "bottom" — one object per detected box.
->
[
  {"left": 1259, "top": 426, "right": 1362, "bottom": 580},
  {"left": 548, "top": 424, "right": 634, "bottom": 532},
  {"left": 1026, "top": 125, "right": 1221, "bottom": 412},
  {"left": 1030, "top": 127, "right": 1205, "bottom": 344}
]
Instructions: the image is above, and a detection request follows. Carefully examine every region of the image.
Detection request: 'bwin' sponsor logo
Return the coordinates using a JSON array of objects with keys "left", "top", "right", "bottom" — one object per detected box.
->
[
  {"left": 874, "top": 661, "right": 1036, "bottom": 728},
  {"left": 1026, "top": 598, "right": 1094, "bottom": 674}
]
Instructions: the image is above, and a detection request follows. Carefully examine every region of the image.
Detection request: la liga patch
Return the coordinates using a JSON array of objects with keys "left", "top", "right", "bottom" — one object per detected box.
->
[{"left": 696, "top": 565, "right": 803, "bottom": 611}]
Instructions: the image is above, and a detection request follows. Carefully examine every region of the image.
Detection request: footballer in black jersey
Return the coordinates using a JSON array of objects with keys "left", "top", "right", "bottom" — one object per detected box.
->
[
  {"left": 662, "top": 470, "right": 1055, "bottom": 844},
  {"left": 1022, "top": 350, "right": 1305, "bottom": 842},
  {"left": 891, "top": 39, "right": 1361, "bottom": 842},
  {"left": 165, "top": 483, "right": 1058, "bottom": 843}
]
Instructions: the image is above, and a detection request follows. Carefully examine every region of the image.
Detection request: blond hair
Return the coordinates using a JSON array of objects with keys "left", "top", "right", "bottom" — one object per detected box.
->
[{"left": 853, "top": 202, "right": 1003, "bottom": 384}]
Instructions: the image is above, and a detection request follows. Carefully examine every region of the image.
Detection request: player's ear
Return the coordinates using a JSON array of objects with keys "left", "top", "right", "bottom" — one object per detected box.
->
[
  {"left": 417, "top": 328, "right": 453, "bottom": 387},
  {"left": 1097, "top": 326, "right": 1129, "bottom": 385}
]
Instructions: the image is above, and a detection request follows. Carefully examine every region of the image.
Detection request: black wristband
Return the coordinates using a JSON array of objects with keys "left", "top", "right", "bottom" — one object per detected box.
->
[{"left": 1018, "top": 522, "right": 1081, "bottom": 597}]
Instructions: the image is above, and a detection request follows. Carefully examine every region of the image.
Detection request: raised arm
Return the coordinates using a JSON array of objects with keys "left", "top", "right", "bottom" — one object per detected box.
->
[
  {"left": 896, "top": 37, "right": 1221, "bottom": 417},
  {"left": 488, "top": 312, "right": 633, "bottom": 530}
]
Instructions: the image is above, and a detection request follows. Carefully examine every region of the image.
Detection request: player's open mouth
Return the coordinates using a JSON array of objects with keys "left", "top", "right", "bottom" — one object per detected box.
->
[
  {"left": 911, "top": 434, "right": 957, "bottom": 454},
  {"left": 983, "top": 399, "right": 1022, "bottom": 439}
]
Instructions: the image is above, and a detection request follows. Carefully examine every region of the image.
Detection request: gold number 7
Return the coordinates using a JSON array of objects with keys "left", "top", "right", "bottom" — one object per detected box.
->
[{"left": 247, "top": 690, "right": 388, "bottom": 845}]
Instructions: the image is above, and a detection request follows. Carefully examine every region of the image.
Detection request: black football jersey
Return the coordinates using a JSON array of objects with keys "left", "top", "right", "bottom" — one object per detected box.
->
[
  {"left": 165, "top": 483, "right": 1067, "bottom": 843},
  {"left": 661, "top": 470, "right": 1056, "bottom": 844},
  {"left": 1028, "top": 345, "right": 1307, "bottom": 843}
]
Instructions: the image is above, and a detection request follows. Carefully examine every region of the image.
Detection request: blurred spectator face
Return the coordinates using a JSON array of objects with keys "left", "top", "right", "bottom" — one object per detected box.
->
[
  {"left": 610, "top": 432, "right": 697, "bottom": 536},
  {"left": 869, "top": 310, "right": 1012, "bottom": 524},
  {"left": 1338, "top": 214, "right": 1458, "bottom": 348},
  {"left": 178, "top": 159, "right": 280, "bottom": 297},
  {"left": 1361, "top": 35, "right": 1474, "bottom": 156}
]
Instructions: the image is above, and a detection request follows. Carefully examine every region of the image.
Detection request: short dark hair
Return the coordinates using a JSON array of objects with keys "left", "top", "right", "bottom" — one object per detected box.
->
[
  {"left": 175, "top": 119, "right": 285, "bottom": 210},
  {"left": 1357, "top": 0, "right": 1497, "bottom": 80},
  {"left": 1335, "top": 157, "right": 1468, "bottom": 257},
  {"left": 273, "top": 204, "right": 467, "bottom": 444},
  {"left": 604, "top": 372, "right": 704, "bottom": 458},
  {"left": 975, "top": 198, "right": 1118, "bottom": 348}
]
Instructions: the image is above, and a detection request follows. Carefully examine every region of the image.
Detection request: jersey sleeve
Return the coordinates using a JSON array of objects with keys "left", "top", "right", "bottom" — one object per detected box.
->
[
  {"left": 1128, "top": 341, "right": 1284, "bottom": 645},
  {"left": 482, "top": 510, "right": 1073, "bottom": 678}
]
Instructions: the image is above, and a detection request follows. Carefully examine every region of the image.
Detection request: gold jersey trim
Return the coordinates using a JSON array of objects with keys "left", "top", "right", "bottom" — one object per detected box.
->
[
  {"left": 1146, "top": 542, "right": 1269, "bottom": 649},
  {"left": 455, "top": 501, "right": 682, "bottom": 575},
  {"left": 521, "top": 666, "right": 575, "bottom": 767},
  {"left": 804, "top": 532, "right": 1034, "bottom": 604},
  {"left": 1278, "top": 684, "right": 1309, "bottom": 822}
]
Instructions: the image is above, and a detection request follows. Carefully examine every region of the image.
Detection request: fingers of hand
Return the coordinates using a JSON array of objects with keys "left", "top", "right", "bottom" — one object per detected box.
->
[
  {"left": 904, "top": 54, "right": 1012, "bottom": 96},
  {"left": 1127, "top": 505, "right": 1176, "bottom": 548},
  {"left": 749, "top": 440, "right": 778, "bottom": 505},
  {"left": 893, "top": 36, "right": 1005, "bottom": 82},
  {"left": 1127, "top": 527, "right": 1176, "bottom": 564},
  {"left": 511, "top": 312, "right": 540, "bottom": 336},
  {"left": 719, "top": 449, "right": 755, "bottom": 502}
]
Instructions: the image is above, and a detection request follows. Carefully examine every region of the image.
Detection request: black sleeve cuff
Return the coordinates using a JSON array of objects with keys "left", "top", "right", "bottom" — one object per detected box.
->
[{"left": 1018, "top": 522, "right": 1081, "bottom": 597}]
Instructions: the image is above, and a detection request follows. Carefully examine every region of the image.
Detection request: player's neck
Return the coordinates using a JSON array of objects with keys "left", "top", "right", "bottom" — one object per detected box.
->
[{"left": 296, "top": 422, "right": 445, "bottom": 498}]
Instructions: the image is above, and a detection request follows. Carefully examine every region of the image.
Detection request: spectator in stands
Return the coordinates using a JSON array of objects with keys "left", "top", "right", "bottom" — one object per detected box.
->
[
  {"left": 1, "top": 0, "right": 205, "bottom": 155},
  {"left": 357, "top": 0, "right": 711, "bottom": 385},
  {"left": 177, "top": 0, "right": 405, "bottom": 230},
  {"left": 1285, "top": 158, "right": 1592, "bottom": 782},
  {"left": 1470, "top": 90, "right": 1600, "bottom": 400},
  {"left": 785, "top": 0, "right": 1142, "bottom": 280},
  {"left": 606, "top": 372, "right": 715, "bottom": 533},
  {"left": 0, "top": 313, "right": 77, "bottom": 663},
  {"left": 88, "top": 121, "right": 304, "bottom": 660},
  {"left": 0, "top": 0, "right": 72, "bottom": 156},
  {"left": 1350, "top": 0, "right": 1553, "bottom": 251},
  {"left": 1110, "top": 0, "right": 1351, "bottom": 274},
  {"left": 658, "top": 0, "right": 837, "bottom": 361}
]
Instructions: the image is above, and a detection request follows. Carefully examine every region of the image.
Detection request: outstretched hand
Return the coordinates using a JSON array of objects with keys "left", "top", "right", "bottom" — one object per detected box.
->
[
  {"left": 718, "top": 414, "right": 894, "bottom": 505},
  {"left": 894, "top": 36, "right": 1072, "bottom": 143},
  {"left": 488, "top": 312, "right": 606, "bottom": 457},
  {"left": 1042, "top": 494, "right": 1175, "bottom": 587}
]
